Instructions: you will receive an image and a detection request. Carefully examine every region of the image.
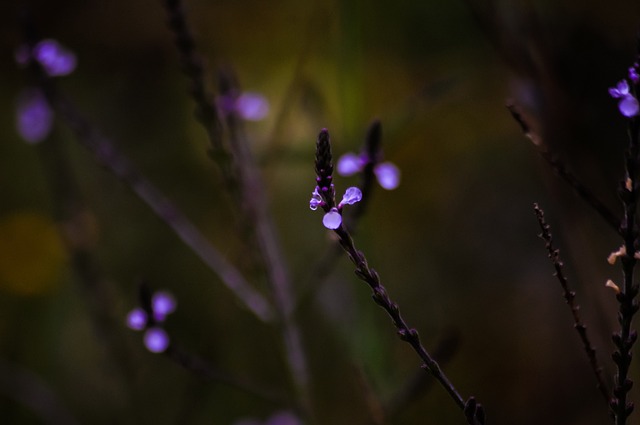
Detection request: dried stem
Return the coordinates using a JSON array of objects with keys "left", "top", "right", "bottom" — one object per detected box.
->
[
  {"left": 533, "top": 203, "right": 610, "bottom": 403},
  {"left": 164, "top": 2, "right": 313, "bottom": 417},
  {"left": 611, "top": 107, "right": 640, "bottom": 425},
  {"left": 507, "top": 103, "right": 620, "bottom": 233}
]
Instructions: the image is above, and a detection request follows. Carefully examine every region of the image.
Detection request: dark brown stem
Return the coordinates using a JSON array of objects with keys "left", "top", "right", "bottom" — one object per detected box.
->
[
  {"left": 507, "top": 103, "right": 620, "bottom": 233},
  {"left": 533, "top": 203, "right": 610, "bottom": 403}
]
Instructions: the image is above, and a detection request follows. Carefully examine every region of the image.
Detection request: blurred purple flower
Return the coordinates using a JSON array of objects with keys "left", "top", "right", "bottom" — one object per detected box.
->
[
  {"left": 265, "top": 411, "right": 301, "bottom": 425},
  {"left": 33, "top": 39, "right": 77, "bottom": 76},
  {"left": 126, "top": 308, "right": 147, "bottom": 331},
  {"left": 374, "top": 162, "right": 401, "bottom": 190},
  {"left": 630, "top": 65, "right": 640, "bottom": 84},
  {"left": 232, "top": 410, "right": 301, "bottom": 425},
  {"left": 151, "top": 291, "right": 176, "bottom": 322},
  {"left": 336, "top": 152, "right": 364, "bottom": 176},
  {"left": 16, "top": 39, "right": 77, "bottom": 77},
  {"left": 143, "top": 327, "right": 170, "bottom": 353},
  {"left": 609, "top": 79, "right": 639, "bottom": 117},
  {"left": 126, "top": 289, "right": 176, "bottom": 353},
  {"left": 336, "top": 152, "right": 401, "bottom": 190},
  {"left": 218, "top": 92, "right": 269, "bottom": 121},
  {"left": 15, "top": 88, "right": 53, "bottom": 144}
]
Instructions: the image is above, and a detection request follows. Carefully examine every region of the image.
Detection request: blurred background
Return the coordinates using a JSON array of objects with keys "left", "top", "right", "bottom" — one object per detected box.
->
[{"left": 2, "top": 0, "right": 640, "bottom": 424}]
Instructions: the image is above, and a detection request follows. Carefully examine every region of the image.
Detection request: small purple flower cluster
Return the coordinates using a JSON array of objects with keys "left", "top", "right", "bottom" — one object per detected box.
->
[
  {"left": 15, "top": 38, "right": 77, "bottom": 144},
  {"left": 126, "top": 290, "right": 176, "bottom": 353},
  {"left": 310, "top": 185, "right": 362, "bottom": 229},
  {"left": 609, "top": 63, "right": 640, "bottom": 118}
]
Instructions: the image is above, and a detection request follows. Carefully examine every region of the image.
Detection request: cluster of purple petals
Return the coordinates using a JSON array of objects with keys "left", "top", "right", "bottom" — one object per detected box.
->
[
  {"left": 15, "top": 39, "right": 77, "bottom": 144},
  {"left": 126, "top": 291, "right": 176, "bottom": 353},
  {"left": 16, "top": 39, "right": 77, "bottom": 77},
  {"left": 310, "top": 186, "right": 362, "bottom": 230},
  {"left": 609, "top": 63, "right": 640, "bottom": 118}
]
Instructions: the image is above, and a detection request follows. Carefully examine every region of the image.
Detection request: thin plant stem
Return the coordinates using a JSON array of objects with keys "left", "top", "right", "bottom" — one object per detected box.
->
[
  {"left": 611, "top": 107, "right": 640, "bottom": 425},
  {"left": 533, "top": 203, "right": 610, "bottom": 403},
  {"left": 507, "top": 103, "right": 620, "bottom": 233},
  {"left": 216, "top": 69, "right": 313, "bottom": 418},
  {"left": 163, "top": 2, "right": 313, "bottom": 417}
]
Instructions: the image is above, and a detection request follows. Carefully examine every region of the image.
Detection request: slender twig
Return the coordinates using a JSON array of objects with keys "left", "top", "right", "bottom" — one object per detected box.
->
[
  {"left": 533, "top": 203, "right": 610, "bottom": 403},
  {"left": 611, "top": 98, "right": 640, "bottom": 425},
  {"left": 163, "top": 2, "right": 313, "bottom": 417},
  {"left": 507, "top": 103, "right": 620, "bottom": 233},
  {"left": 382, "top": 330, "right": 460, "bottom": 421},
  {"left": 314, "top": 128, "right": 484, "bottom": 425}
]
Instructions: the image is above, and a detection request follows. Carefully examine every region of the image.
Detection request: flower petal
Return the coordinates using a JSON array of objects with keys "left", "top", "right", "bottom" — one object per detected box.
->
[{"left": 322, "top": 209, "right": 342, "bottom": 229}]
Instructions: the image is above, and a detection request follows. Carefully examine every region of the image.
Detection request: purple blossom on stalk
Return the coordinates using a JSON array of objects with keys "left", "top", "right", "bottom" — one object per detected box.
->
[
  {"left": 609, "top": 79, "right": 639, "bottom": 118},
  {"left": 15, "top": 88, "right": 54, "bottom": 144}
]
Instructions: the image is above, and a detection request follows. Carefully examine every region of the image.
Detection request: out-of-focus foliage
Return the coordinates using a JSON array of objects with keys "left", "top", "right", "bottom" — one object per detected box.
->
[{"left": 2, "top": 0, "right": 640, "bottom": 424}]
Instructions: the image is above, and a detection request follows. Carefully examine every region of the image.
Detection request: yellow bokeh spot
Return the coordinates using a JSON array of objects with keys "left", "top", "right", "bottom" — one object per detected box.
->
[{"left": 0, "top": 211, "right": 67, "bottom": 295}]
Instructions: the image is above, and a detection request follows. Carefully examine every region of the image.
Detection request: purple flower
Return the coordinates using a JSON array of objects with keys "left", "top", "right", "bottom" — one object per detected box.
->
[
  {"left": 143, "top": 327, "right": 170, "bottom": 353},
  {"left": 16, "top": 39, "right": 77, "bottom": 77},
  {"left": 630, "top": 65, "right": 640, "bottom": 84},
  {"left": 322, "top": 208, "right": 342, "bottom": 230},
  {"left": 15, "top": 88, "right": 53, "bottom": 144},
  {"left": 336, "top": 152, "right": 401, "bottom": 190},
  {"left": 313, "top": 186, "right": 362, "bottom": 229},
  {"left": 126, "top": 308, "right": 147, "bottom": 331},
  {"left": 336, "top": 152, "right": 364, "bottom": 176},
  {"left": 217, "top": 92, "right": 269, "bottom": 121},
  {"left": 374, "top": 162, "right": 401, "bottom": 190},
  {"left": 609, "top": 79, "right": 640, "bottom": 117},
  {"left": 151, "top": 291, "right": 176, "bottom": 322},
  {"left": 126, "top": 289, "right": 176, "bottom": 353}
]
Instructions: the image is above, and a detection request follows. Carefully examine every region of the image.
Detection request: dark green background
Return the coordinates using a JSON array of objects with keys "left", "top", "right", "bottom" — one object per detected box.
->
[{"left": 2, "top": 1, "right": 640, "bottom": 424}]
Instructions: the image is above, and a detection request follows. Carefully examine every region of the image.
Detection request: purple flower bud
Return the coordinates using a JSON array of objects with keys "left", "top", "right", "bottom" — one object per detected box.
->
[
  {"left": 143, "top": 327, "right": 170, "bottom": 353},
  {"left": 609, "top": 80, "right": 630, "bottom": 98},
  {"left": 630, "top": 66, "right": 640, "bottom": 84},
  {"left": 322, "top": 208, "right": 342, "bottom": 230},
  {"left": 336, "top": 152, "right": 364, "bottom": 176},
  {"left": 33, "top": 39, "right": 76, "bottom": 77},
  {"left": 126, "top": 308, "right": 148, "bottom": 331},
  {"left": 309, "top": 187, "right": 323, "bottom": 210},
  {"left": 16, "top": 88, "right": 53, "bottom": 144},
  {"left": 236, "top": 92, "right": 269, "bottom": 121},
  {"left": 339, "top": 187, "right": 362, "bottom": 206},
  {"left": 152, "top": 291, "right": 176, "bottom": 322},
  {"left": 619, "top": 94, "right": 640, "bottom": 117},
  {"left": 374, "top": 162, "right": 401, "bottom": 190}
]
